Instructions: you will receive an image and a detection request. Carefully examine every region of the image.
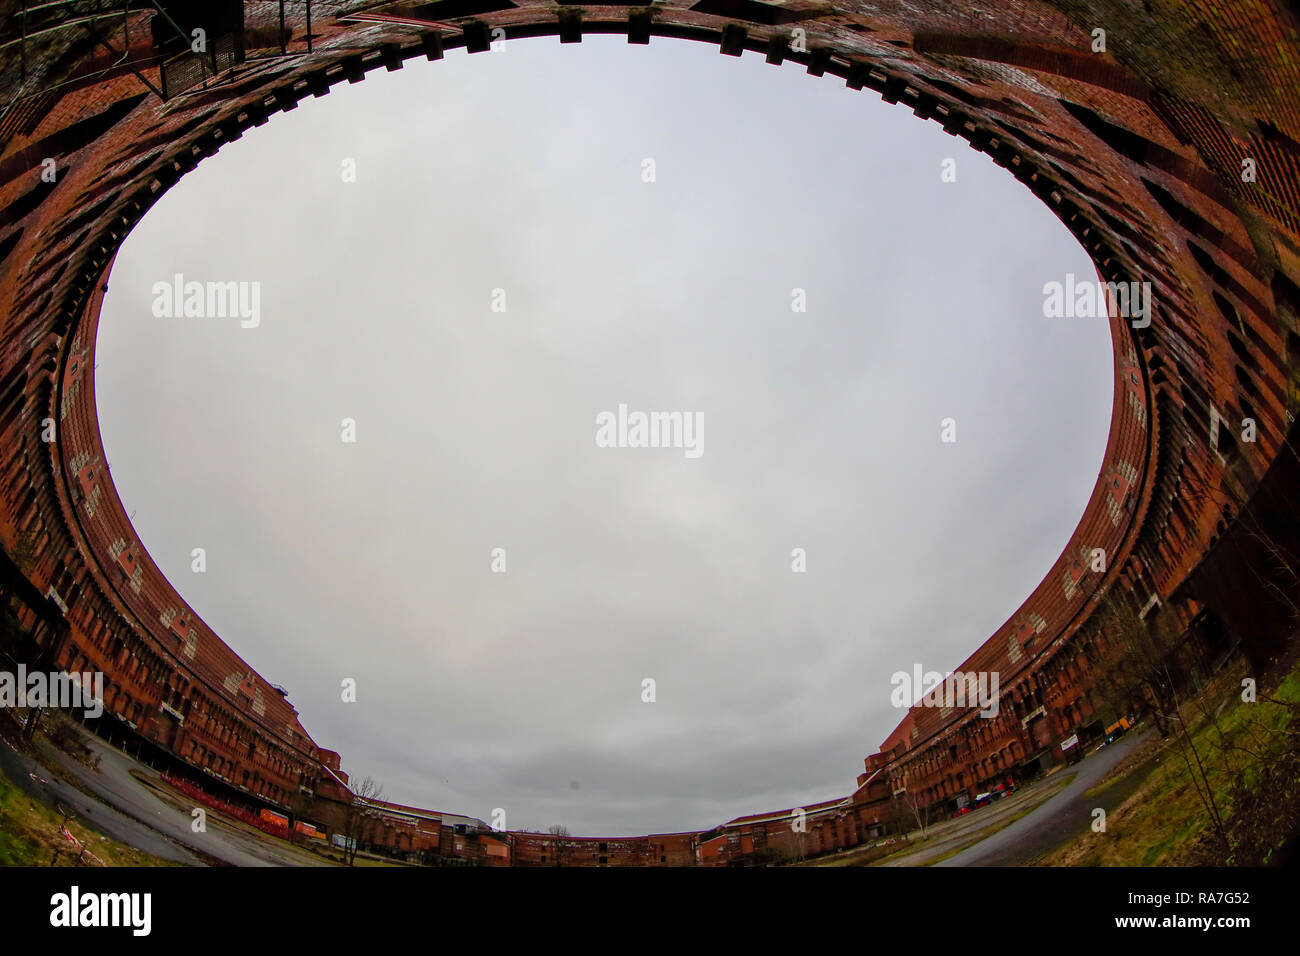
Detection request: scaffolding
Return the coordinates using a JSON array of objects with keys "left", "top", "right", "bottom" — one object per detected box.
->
[{"left": 0, "top": 0, "right": 317, "bottom": 122}]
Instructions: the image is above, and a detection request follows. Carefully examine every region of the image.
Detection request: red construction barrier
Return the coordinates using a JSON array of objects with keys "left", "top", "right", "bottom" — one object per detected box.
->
[{"left": 161, "top": 773, "right": 291, "bottom": 839}]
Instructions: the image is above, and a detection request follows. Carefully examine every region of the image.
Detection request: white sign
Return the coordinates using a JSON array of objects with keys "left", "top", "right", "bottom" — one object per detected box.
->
[{"left": 1060, "top": 734, "right": 1079, "bottom": 751}]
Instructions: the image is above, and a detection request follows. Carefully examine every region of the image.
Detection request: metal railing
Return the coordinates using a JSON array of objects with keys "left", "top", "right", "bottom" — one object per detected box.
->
[{"left": 2, "top": 0, "right": 315, "bottom": 112}]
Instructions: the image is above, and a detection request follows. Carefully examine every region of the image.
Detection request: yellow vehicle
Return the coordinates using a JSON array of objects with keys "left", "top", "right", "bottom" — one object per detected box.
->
[{"left": 1103, "top": 716, "right": 1133, "bottom": 743}]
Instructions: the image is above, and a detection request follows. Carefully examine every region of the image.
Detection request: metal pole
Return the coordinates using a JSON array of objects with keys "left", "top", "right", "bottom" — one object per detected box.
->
[
  {"left": 147, "top": 0, "right": 191, "bottom": 47},
  {"left": 86, "top": 27, "right": 164, "bottom": 101}
]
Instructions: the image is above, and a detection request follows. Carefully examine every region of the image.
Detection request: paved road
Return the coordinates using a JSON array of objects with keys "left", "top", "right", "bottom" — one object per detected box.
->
[
  {"left": 2, "top": 735, "right": 331, "bottom": 866},
  {"left": 1, "top": 735, "right": 202, "bottom": 865},
  {"left": 936, "top": 729, "right": 1154, "bottom": 866},
  {"left": 875, "top": 770, "right": 1076, "bottom": 867},
  {"left": 6, "top": 722, "right": 1155, "bottom": 869}
]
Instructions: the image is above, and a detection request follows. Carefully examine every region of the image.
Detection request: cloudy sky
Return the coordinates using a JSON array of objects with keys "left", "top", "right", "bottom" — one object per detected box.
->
[{"left": 95, "top": 35, "right": 1112, "bottom": 835}]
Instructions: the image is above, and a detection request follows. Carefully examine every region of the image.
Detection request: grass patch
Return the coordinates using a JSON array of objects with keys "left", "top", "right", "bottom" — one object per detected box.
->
[
  {"left": 0, "top": 761, "right": 179, "bottom": 867},
  {"left": 1043, "top": 657, "right": 1300, "bottom": 866}
]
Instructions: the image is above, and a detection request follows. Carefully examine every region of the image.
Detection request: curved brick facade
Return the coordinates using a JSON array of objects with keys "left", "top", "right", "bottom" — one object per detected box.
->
[{"left": 2, "top": 1, "right": 1299, "bottom": 864}]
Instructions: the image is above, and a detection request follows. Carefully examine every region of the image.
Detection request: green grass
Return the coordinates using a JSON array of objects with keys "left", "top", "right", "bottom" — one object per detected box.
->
[
  {"left": 1044, "top": 660, "right": 1300, "bottom": 866},
  {"left": 0, "top": 760, "right": 179, "bottom": 867}
]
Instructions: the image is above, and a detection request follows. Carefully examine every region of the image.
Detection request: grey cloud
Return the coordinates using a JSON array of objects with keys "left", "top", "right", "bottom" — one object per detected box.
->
[{"left": 96, "top": 36, "right": 1110, "bottom": 836}]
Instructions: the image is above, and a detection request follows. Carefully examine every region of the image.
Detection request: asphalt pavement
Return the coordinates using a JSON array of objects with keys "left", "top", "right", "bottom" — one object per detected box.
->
[
  {"left": 936, "top": 728, "right": 1154, "bottom": 866},
  {"left": 1, "top": 734, "right": 330, "bottom": 866}
]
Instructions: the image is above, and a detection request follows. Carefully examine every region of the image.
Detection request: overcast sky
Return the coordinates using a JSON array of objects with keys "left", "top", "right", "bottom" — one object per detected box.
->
[{"left": 95, "top": 35, "right": 1112, "bottom": 835}]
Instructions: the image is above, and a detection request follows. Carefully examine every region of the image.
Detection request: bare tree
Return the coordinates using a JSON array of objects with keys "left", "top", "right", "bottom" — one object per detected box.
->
[
  {"left": 340, "top": 776, "right": 384, "bottom": 866},
  {"left": 1089, "top": 589, "right": 1179, "bottom": 736},
  {"left": 546, "top": 824, "right": 570, "bottom": 867},
  {"left": 1163, "top": 448, "right": 1300, "bottom": 657},
  {"left": 1088, "top": 589, "right": 1229, "bottom": 851},
  {"left": 883, "top": 793, "right": 916, "bottom": 842},
  {"left": 894, "top": 788, "right": 931, "bottom": 840}
]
